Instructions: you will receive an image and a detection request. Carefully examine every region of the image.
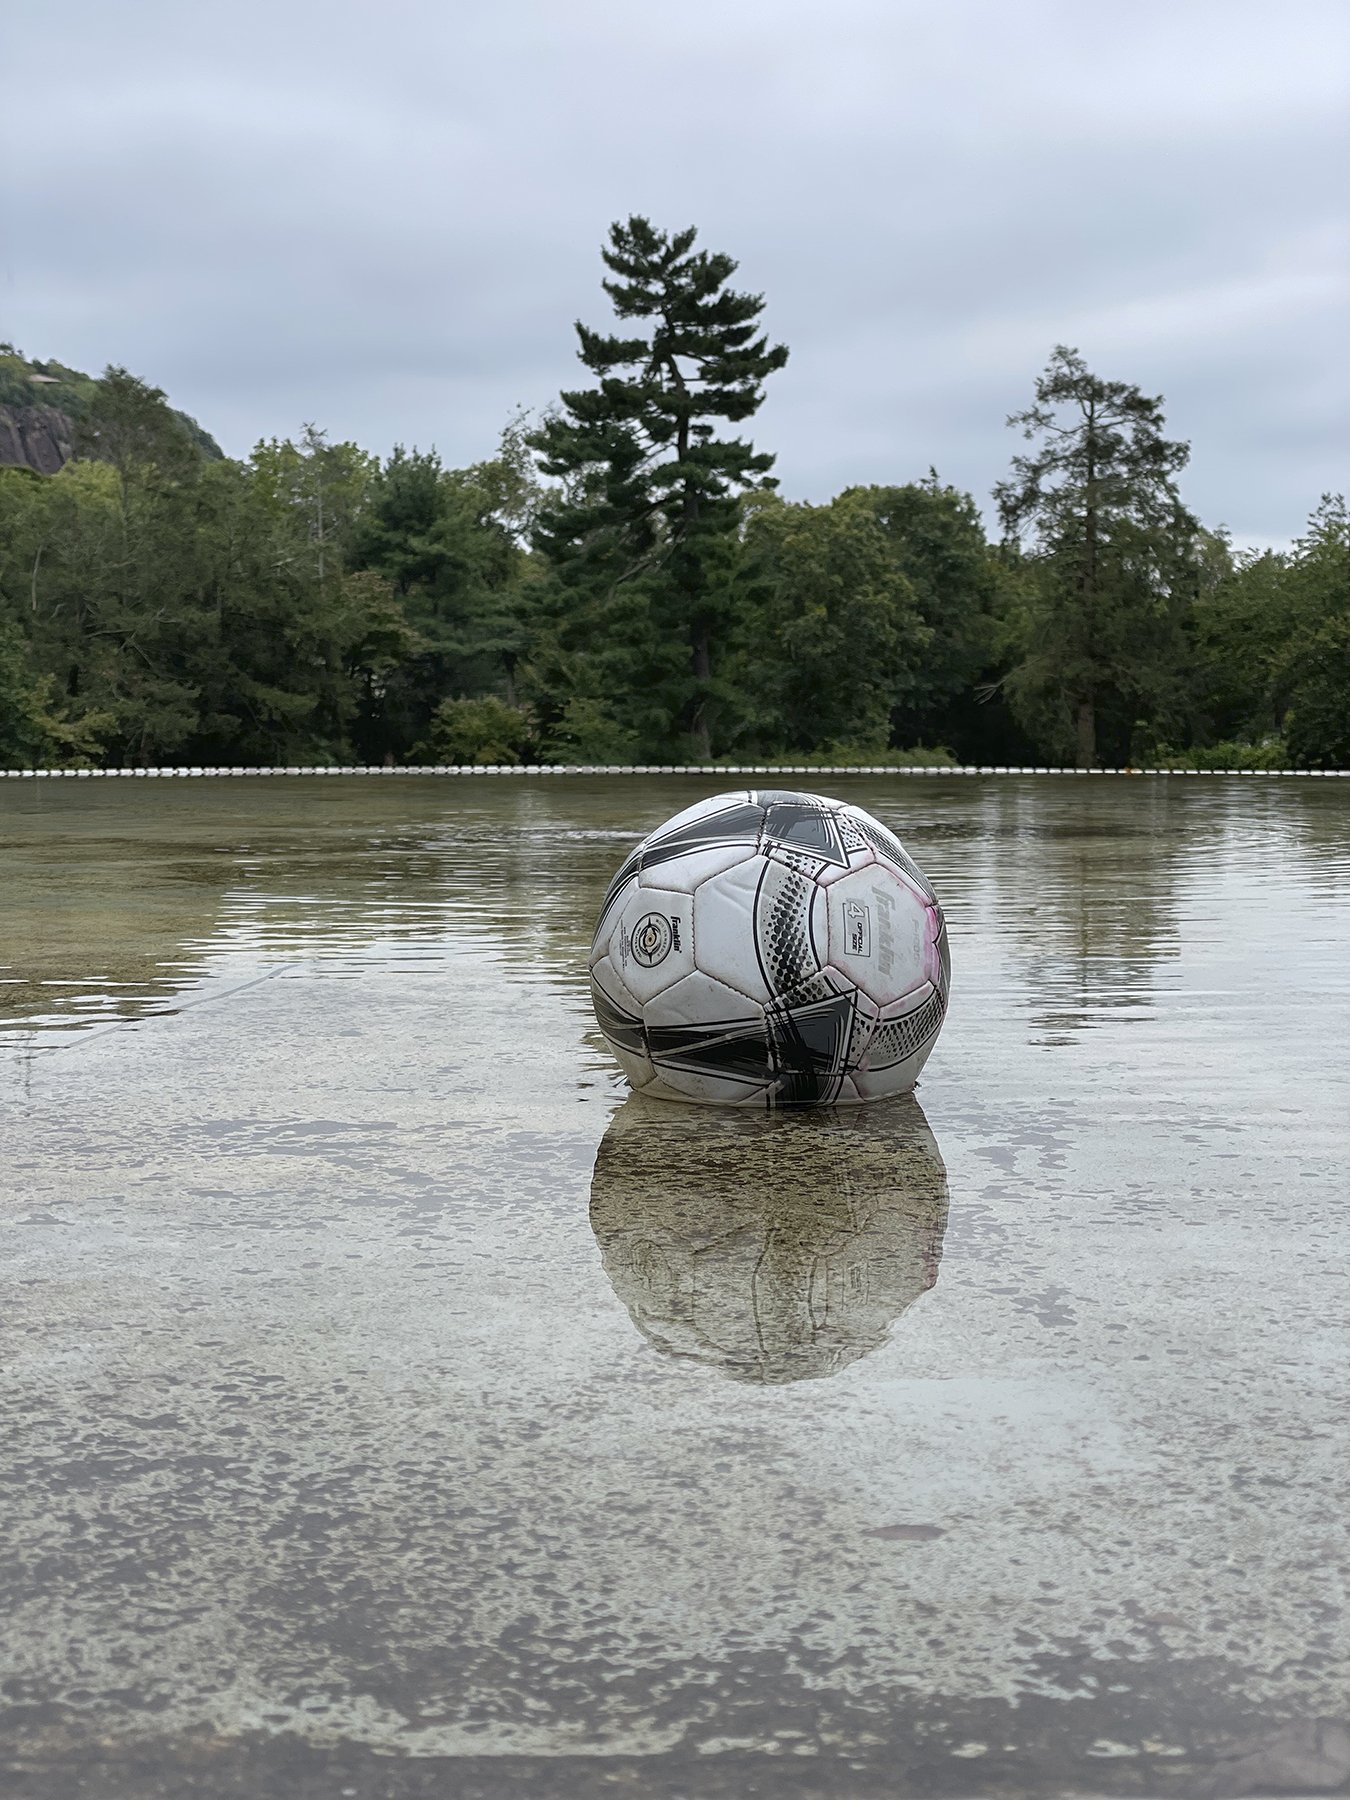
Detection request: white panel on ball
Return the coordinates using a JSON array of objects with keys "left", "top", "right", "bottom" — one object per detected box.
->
[
  {"left": 610, "top": 886, "right": 695, "bottom": 1006},
  {"left": 649, "top": 1066, "right": 771, "bottom": 1107},
  {"left": 652, "top": 969, "right": 765, "bottom": 1031},
  {"left": 646, "top": 790, "right": 756, "bottom": 831},
  {"left": 590, "top": 953, "right": 638, "bottom": 1015},
  {"left": 637, "top": 841, "right": 756, "bottom": 894},
  {"left": 691, "top": 859, "right": 774, "bottom": 1006},
  {"left": 588, "top": 788, "right": 950, "bottom": 1108}
]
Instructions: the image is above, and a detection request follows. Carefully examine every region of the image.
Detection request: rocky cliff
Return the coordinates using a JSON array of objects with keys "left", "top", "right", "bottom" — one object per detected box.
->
[
  {"left": 0, "top": 401, "right": 78, "bottom": 475},
  {"left": 0, "top": 348, "right": 221, "bottom": 474}
]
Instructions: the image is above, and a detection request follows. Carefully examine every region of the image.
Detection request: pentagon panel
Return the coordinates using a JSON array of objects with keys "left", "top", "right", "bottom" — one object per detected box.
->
[
  {"left": 646, "top": 967, "right": 767, "bottom": 1033},
  {"left": 752, "top": 856, "right": 827, "bottom": 997},
  {"left": 609, "top": 1041, "right": 658, "bottom": 1091},
  {"left": 612, "top": 884, "right": 695, "bottom": 1005},
  {"left": 644, "top": 977, "right": 774, "bottom": 1104},
  {"left": 766, "top": 985, "right": 860, "bottom": 1108},
  {"left": 757, "top": 793, "right": 849, "bottom": 868},
  {"left": 644, "top": 1066, "right": 773, "bottom": 1108},
  {"left": 646, "top": 790, "right": 757, "bottom": 833},
  {"left": 636, "top": 794, "right": 764, "bottom": 886}
]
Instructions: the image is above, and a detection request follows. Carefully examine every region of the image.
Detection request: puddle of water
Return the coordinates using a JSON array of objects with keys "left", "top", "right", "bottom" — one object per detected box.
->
[{"left": 2, "top": 776, "right": 1348, "bottom": 1798}]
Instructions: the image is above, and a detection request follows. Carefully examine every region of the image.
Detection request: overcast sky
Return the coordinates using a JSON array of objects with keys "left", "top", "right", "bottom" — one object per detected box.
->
[{"left": 3, "top": 0, "right": 1347, "bottom": 548}]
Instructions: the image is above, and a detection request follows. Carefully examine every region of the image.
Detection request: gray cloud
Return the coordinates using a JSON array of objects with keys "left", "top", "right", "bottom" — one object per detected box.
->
[{"left": 3, "top": 0, "right": 1346, "bottom": 547}]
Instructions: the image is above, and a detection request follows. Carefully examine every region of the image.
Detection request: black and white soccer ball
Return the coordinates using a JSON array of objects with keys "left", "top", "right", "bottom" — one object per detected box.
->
[{"left": 589, "top": 788, "right": 950, "bottom": 1106}]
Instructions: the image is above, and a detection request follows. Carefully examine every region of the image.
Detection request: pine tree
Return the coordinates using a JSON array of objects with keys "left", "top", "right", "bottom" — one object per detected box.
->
[
  {"left": 995, "top": 346, "right": 1198, "bottom": 767},
  {"left": 529, "top": 216, "right": 788, "bottom": 758}
]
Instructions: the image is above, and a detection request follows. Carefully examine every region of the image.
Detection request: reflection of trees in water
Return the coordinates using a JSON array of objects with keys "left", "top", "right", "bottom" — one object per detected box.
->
[
  {"left": 21, "top": 774, "right": 1337, "bottom": 1045},
  {"left": 1, "top": 780, "right": 649, "bottom": 1038},
  {"left": 3, "top": 776, "right": 973, "bottom": 1039},
  {"left": 956, "top": 778, "right": 1341, "bottom": 1041},
  {"left": 590, "top": 1094, "right": 948, "bottom": 1385},
  {"left": 1, "top": 844, "right": 234, "bottom": 1037},
  {"left": 961, "top": 781, "right": 1194, "bottom": 1040},
  {"left": 1194, "top": 780, "right": 1350, "bottom": 890}
]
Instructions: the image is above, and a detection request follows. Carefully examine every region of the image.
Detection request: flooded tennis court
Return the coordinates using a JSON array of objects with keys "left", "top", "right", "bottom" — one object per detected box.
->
[{"left": 2, "top": 774, "right": 1347, "bottom": 1798}]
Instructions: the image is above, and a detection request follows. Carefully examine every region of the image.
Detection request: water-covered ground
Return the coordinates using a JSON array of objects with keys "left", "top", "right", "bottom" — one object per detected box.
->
[{"left": 2, "top": 776, "right": 1347, "bottom": 1799}]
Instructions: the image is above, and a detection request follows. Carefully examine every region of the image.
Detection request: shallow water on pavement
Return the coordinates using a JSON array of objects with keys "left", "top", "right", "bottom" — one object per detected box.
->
[{"left": 2, "top": 776, "right": 1348, "bottom": 1799}]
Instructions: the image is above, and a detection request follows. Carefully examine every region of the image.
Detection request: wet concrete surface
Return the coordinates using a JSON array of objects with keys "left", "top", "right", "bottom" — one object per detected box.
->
[{"left": 2, "top": 777, "right": 1347, "bottom": 1798}]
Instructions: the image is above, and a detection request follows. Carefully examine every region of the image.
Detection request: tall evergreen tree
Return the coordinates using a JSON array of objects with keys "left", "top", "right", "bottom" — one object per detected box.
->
[
  {"left": 529, "top": 216, "right": 787, "bottom": 758},
  {"left": 995, "top": 346, "right": 1198, "bottom": 767}
]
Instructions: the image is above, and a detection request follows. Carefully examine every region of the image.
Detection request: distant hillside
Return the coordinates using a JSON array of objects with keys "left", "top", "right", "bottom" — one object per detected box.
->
[{"left": 0, "top": 346, "right": 223, "bottom": 473}]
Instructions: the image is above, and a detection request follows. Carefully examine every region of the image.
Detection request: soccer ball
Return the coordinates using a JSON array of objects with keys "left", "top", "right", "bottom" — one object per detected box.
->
[
  {"left": 590, "top": 1093, "right": 949, "bottom": 1382},
  {"left": 589, "top": 788, "right": 950, "bottom": 1106}
]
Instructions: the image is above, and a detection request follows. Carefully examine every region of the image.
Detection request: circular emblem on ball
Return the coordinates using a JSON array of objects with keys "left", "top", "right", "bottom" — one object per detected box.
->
[{"left": 631, "top": 911, "right": 674, "bottom": 968}]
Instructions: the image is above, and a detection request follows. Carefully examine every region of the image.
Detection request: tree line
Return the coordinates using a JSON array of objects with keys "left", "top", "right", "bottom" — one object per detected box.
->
[{"left": 1, "top": 216, "right": 1346, "bottom": 770}]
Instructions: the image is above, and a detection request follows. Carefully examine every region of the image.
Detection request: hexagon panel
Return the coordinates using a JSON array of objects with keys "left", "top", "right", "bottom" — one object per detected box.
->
[
  {"left": 691, "top": 857, "right": 774, "bottom": 1004},
  {"left": 823, "top": 864, "right": 932, "bottom": 1007}
]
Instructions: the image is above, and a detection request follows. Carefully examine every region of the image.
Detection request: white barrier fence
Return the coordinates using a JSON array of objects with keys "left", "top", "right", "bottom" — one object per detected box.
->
[{"left": 3, "top": 764, "right": 1347, "bottom": 779}]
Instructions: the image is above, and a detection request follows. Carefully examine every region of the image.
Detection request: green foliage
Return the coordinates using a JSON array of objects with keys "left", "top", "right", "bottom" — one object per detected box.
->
[
  {"left": 838, "top": 477, "right": 1011, "bottom": 753},
  {"left": 0, "top": 305, "right": 1344, "bottom": 771},
  {"left": 420, "top": 695, "right": 534, "bottom": 765},
  {"left": 735, "top": 489, "right": 930, "bottom": 752},
  {"left": 1279, "top": 496, "right": 1350, "bottom": 767},
  {"left": 539, "top": 695, "right": 641, "bottom": 765},
  {"left": 708, "top": 745, "right": 958, "bottom": 770},
  {"left": 348, "top": 433, "right": 537, "bottom": 761},
  {"left": 1145, "top": 738, "right": 1290, "bottom": 771},
  {"left": 77, "top": 366, "right": 197, "bottom": 479},
  {"left": 0, "top": 421, "right": 423, "bottom": 767},
  {"left": 1285, "top": 614, "right": 1350, "bottom": 768},
  {"left": 0, "top": 346, "right": 100, "bottom": 412},
  {"left": 0, "top": 615, "right": 89, "bottom": 767},
  {"left": 1188, "top": 543, "right": 1290, "bottom": 748},
  {"left": 1183, "top": 495, "right": 1349, "bottom": 767}
]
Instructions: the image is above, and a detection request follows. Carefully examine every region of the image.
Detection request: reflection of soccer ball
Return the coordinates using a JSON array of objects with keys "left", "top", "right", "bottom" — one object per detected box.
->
[
  {"left": 589, "top": 788, "right": 950, "bottom": 1106},
  {"left": 590, "top": 1093, "right": 949, "bottom": 1383}
]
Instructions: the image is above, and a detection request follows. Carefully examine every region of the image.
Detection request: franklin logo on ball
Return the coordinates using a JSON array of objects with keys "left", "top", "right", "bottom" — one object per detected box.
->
[{"left": 871, "top": 885, "right": 896, "bottom": 978}]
